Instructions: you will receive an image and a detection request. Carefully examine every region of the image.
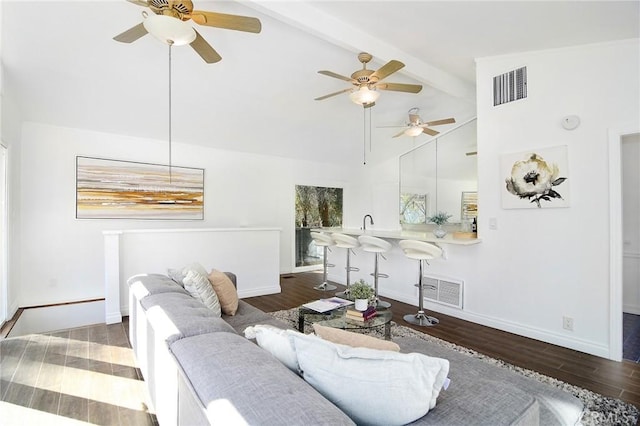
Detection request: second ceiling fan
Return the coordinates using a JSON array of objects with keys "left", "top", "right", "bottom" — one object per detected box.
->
[
  {"left": 385, "top": 108, "right": 456, "bottom": 138},
  {"left": 315, "top": 52, "right": 423, "bottom": 108}
]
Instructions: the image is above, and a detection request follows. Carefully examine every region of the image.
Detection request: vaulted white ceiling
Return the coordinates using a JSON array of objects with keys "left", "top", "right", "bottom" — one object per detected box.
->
[{"left": 2, "top": 1, "right": 638, "bottom": 165}]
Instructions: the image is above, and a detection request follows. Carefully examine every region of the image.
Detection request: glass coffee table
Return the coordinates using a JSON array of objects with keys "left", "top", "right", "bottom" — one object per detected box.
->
[{"left": 298, "top": 304, "right": 393, "bottom": 340}]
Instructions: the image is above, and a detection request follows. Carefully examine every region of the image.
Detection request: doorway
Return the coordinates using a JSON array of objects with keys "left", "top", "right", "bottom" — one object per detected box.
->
[
  {"left": 621, "top": 134, "right": 640, "bottom": 361},
  {"left": 293, "top": 185, "right": 343, "bottom": 271},
  {"left": 609, "top": 126, "right": 640, "bottom": 361},
  {"left": 0, "top": 144, "right": 7, "bottom": 325}
]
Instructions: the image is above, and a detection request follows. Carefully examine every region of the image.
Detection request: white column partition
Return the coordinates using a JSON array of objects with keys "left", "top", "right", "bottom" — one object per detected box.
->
[{"left": 103, "top": 228, "right": 281, "bottom": 323}]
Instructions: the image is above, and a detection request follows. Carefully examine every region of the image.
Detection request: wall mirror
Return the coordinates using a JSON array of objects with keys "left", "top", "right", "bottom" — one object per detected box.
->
[{"left": 400, "top": 118, "right": 477, "bottom": 227}]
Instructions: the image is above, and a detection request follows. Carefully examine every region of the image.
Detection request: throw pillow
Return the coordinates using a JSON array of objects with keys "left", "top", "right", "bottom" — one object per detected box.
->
[
  {"left": 312, "top": 323, "right": 400, "bottom": 352},
  {"left": 244, "top": 325, "right": 300, "bottom": 373},
  {"left": 208, "top": 269, "right": 239, "bottom": 316},
  {"left": 167, "top": 268, "right": 186, "bottom": 287},
  {"left": 290, "top": 332, "right": 449, "bottom": 426},
  {"left": 182, "top": 264, "right": 222, "bottom": 317}
]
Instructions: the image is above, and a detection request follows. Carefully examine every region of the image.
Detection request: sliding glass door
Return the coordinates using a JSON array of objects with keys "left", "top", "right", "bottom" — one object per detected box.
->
[{"left": 0, "top": 144, "right": 7, "bottom": 324}]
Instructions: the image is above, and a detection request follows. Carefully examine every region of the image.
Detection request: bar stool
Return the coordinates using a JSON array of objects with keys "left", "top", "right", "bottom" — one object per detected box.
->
[
  {"left": 331, "top": 233, "right": 360, "bottom": 298},
  {"left": 399, "top": 240, "right": 443, "bottom": 326},
  {"left": 357, "top": 235, "right": 392, "bottom": 309},
  {"left": 311, "top": 232, "right": 337, "bottom": 291}
]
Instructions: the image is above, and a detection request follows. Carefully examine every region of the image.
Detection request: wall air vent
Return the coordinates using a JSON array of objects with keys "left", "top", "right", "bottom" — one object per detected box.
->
[
  {"left": 493, "top": 66, "right": 527, "bottom": 106},
  {"left": 422, "top": 275, "right": 463, "bottom": 309}
]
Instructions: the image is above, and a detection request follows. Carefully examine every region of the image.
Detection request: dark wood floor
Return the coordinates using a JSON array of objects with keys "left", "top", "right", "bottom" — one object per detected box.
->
[{"left": 245, "top": 271, "right": 640, "bottom": 409}]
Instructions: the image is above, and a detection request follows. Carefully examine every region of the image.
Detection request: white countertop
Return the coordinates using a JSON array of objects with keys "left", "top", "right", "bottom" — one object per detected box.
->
[{"left": 313, "top": 227, "right": 481, "bottom": 245}]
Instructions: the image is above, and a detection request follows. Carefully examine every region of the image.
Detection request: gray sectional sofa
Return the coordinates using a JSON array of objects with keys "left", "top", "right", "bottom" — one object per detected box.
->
[{"left": 128, "top": 273, "right": 584, "bottom": 425}]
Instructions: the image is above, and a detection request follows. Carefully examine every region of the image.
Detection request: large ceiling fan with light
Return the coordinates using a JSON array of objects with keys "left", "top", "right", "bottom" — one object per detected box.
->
[
  {"left": 315, "top": 52, "right": 423, "bottom": 108},
  {"left": 113, "top": 0, "right": 262, "bottom": 63},
  {"left": 383, "top": 108, "right": 456, "bottom": 138}
]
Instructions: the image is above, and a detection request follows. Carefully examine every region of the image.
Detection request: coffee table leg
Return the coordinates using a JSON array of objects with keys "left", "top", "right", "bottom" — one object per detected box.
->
[
  {"left": 298, "top": 310, "right": 304, "bottom": 332},
  {"left": 384, "top": 321, "right": 391, "bottom": 340}
]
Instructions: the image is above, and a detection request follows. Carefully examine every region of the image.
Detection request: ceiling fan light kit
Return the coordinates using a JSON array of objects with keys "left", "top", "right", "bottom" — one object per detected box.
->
[
  {"left": 404, "top": 126, "right": 424, "bottom": 137},
  {"left": 349, "top": 86, "right": 380, "bottom": 106},
  {"left": 143, "top": 13, "right": 196, "bottom": 45}
]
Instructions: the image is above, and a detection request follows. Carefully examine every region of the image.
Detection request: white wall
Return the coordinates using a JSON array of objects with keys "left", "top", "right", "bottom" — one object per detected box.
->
[
  {"left": 331, "top": 39, "right": 640, "bottom": 359},
  {"left": 622, "top": 133, "right": 640, "bottom": 314},
  {"left": 14, "top": 122, "right": 350, "bottom": 309}
]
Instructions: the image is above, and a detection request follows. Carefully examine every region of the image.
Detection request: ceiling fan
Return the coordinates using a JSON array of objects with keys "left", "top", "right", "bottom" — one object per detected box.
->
[
  {"left": 315, "top": 52, "right": 423, "bottom": 108},
  {"left": 384, "top": 108, "right": 455, "bottom": 138},
  {"left": 113, "top": 0, "right": 262, "bottom": 63}
]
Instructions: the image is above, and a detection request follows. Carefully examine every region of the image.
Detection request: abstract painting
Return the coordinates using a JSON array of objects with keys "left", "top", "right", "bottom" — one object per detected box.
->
[
  {"left": 76, "top": 156, "right": 204, "bottom": 219},
  {"left": 501, "top": 145, "right": 569, "bottom": 209}
]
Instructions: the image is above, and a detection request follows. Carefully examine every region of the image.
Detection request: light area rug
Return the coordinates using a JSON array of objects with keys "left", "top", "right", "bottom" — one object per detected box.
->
[{"left": 269, "top": 308, "right": 640, "bottom": 426}]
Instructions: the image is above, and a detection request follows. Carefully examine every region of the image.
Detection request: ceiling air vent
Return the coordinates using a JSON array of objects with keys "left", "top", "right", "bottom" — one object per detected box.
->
[{"left": 493, "top": 66, "right": 527, "bottom": 106}]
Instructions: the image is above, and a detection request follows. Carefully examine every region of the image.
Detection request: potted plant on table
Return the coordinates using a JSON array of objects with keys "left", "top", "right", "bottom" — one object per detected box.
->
[
  {"left": 427, "top": 211, "right": 452, "bottom": 238},
  {"left": 349, "top": 279, "right": 375, "bottom": 311}
]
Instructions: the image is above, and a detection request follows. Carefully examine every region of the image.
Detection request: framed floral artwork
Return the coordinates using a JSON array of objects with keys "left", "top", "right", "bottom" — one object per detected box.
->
[{"left": 500, "top": 145, "right": 569, "bottom": 209}]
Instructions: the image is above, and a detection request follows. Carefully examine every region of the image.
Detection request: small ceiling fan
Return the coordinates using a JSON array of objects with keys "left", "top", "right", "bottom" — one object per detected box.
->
[
  {"left": 384, "top": 108, "right": 455, "bottom": 138},
  {"left": 315, "top": 52, "right": 423, "bottom": 108},
  {"left": 113, "top": 0, "right": 262, "bottom": 63}
]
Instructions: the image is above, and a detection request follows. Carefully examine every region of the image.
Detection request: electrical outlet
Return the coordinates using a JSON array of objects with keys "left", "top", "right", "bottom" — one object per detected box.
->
[{"left": 563, "top": 316, "right": 574, "bottom": 331}]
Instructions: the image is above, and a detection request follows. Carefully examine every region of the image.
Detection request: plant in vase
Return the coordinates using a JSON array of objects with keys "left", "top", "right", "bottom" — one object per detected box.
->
[
  {"left": 427, "top": 211, "right": 452, "bottom": 238},
  {"left": 349, "top": 279, "right": 374, "bottom": 311}
]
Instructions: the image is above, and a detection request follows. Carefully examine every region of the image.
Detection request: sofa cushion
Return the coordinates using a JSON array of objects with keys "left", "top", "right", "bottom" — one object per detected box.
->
[
  {"left": 182, "top": 265, "right": 221, "bottom": 317},
  {"left": 128, "top": 273, "right": 188, "bottom": 300},
  {"left": 208, "top": 269, "right": 239, "bottom": 315},
  {"left": 290, "top": 332, "right": 449, "bottom": 426},
  {"left": 313, "top": 323, "right": 401, "bottom": 352},
  {"left": 223, "top": 300, "right": 291, "bottom": 333},
  {"left": 395, "top": 336, "right": 581, "bottom": 425},
  {"left": 141, "top": 292, "right": 236, "bottom": 344},
  {"left": 170, "top": 332, "right": 355, "bottom": 425}
]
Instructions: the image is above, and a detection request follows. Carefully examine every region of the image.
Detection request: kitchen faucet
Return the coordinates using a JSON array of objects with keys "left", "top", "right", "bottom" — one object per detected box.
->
[{"left": 362, "top": 214, "right": 374, "bottom": 231}]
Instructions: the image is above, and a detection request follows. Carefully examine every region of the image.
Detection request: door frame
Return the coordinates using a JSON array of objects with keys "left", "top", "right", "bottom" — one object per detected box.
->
[{"left": 609, "top": 123, "right": 640, "bottom": 361}]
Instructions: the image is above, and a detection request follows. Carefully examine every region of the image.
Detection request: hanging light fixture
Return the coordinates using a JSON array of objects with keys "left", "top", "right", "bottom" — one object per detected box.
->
[
  {"left": 142, "top": 12, "right": 196, "bottom": 46},
  {"left": 349, "top": 86, "right": 380, "bottom": 106},
  {"left": 405, "top": 126, "right": 423, "bottom": 137}
]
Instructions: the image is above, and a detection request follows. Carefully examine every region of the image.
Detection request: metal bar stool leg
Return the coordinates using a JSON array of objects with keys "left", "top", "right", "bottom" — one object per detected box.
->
[
  {"left": 372, "top": 253, "right": 391, "bottom": 308},
  {"left": 314, "top": 246, "right": 336, "bottom": 291},
  {"left": 404, "top": 259, "right": 439, "bottom": 326},
  {"left": 336, "top": 248, "right": 358, "bottom": 297}
]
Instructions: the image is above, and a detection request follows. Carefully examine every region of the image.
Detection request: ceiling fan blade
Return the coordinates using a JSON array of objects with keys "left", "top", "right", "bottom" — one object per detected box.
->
[
  {"left": 314, "top": 88, "right": 352, "bottom": 101},
  {"left": 409, "top": 113, "right": 421, "bottom": 124},
  {"left": 369, "top": 60, "right": 404, "bottom": 82},
  {"left": 376, "top": 82, "right": 423, "bottom": 93},
  {"left": 190, "top": 10, "right": 261, "bottom": 33},
  {"left": 318, "top": 70, "right": 354, "bottom": 83},
  {"left": 423, "top": 128, "right": 439, "bottom": 136},
  {"left": 364, "top": 102, "right": 375, "bottom": 109},
  {"left": 113, "top": 23, "right": 148, "bottom": 43},
  {"left": 466, "top": 151, "right": 478, "bottom": 156},
  {"left": 126, "top": 0, "right": 149, "bottom": 6},
  {"left": 426, "top": 118, "right": 456, "bottom": 126},
  {"left": 392, "top": 129, "right": 406, "bottom": 138},
  {"left": 190, "top": 30, "right": 222, "bottom": 63}
]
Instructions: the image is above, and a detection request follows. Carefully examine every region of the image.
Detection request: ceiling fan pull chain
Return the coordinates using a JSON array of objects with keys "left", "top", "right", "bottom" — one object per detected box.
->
[
  {"left": 362, "top": 108, "right": 366, "bottom": 165},
  {"left": 168, "top": 41, "right": 173, "bottom": 183}
]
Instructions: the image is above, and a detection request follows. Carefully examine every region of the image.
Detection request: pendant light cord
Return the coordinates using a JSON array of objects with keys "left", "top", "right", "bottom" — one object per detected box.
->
[
  {"left": 363, "top": 108, "right": 366, "bottom": 165},
  {"left": 168, "top": 41, "right": 173, "bottom": 183}
]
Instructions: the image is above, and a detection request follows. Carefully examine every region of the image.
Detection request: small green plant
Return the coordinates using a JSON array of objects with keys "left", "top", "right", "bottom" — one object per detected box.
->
[
  {"left": 427, "top": 211, "right": 452, "bottom": 226},
  {"left": 349, "top": 279, "right": 374, "bottom": 300}
]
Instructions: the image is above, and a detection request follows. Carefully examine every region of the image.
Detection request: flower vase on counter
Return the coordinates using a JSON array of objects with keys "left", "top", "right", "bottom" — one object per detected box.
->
[{"left": 427, "top": 211, "right": 452, "bottom": 239}]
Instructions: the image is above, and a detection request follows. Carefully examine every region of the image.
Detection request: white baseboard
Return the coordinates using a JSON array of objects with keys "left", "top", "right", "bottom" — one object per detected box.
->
[
  {"left": 106, "top": 311, "right": 122, "bottom": 325},
  {"left": 383, "top": 288, "right": 610, "bottom": 359},
  {"left": 238, "top": 284, "right": 281, "bottom": 299}
]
